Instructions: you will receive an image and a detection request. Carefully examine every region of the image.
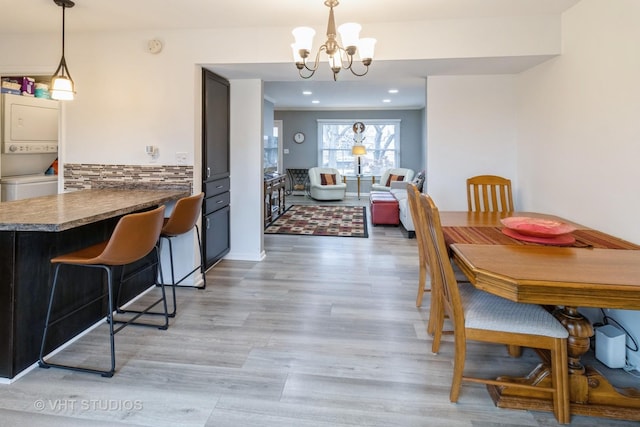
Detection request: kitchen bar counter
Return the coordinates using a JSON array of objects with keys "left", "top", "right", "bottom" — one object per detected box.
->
[
  {"left": 0, "top": 188, "right": 189, "bottom": 380},
  {"left": 0, "top": 188, "right": 190, "bottom": 232}
]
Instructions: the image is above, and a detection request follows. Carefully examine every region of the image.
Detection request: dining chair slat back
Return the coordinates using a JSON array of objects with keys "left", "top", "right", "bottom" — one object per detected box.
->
[
  {"left": 466, "top": 175, "right": 514, "bottom": 213},
  {"left": 406, "top": 184, "right": 430, "bottom": 308}
]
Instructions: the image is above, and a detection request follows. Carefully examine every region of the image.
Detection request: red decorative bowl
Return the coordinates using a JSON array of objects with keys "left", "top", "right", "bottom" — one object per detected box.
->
[{"left": 500, "top": 216, "right": 576, "bottom": 238}]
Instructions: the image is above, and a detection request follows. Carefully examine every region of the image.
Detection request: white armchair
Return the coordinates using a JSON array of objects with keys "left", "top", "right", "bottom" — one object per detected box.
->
[
  {"left": 371, "top": 168, "right": 415, "bottom": 192},
  {"left": 308, "top": 167, "right": 347, "bottom": 201}
]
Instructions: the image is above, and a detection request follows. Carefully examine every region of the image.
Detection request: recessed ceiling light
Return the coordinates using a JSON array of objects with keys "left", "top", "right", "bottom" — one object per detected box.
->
[
  {"left": 312, "top": 100, "right": 320, "bottom": 104},
  {"left": 303, "top": 91, "right": 312, "bottom": 95},
  {"left": 388, "top": 89, "right": 399, "bottom": 94},
  {"left": 382, "top": 99, "right": 391, "bottom": 103}
]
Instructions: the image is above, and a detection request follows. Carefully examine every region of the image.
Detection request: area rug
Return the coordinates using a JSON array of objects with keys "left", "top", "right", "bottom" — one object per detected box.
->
[{"left": 265, "top": 205, "right": 368, "bottom": 238}]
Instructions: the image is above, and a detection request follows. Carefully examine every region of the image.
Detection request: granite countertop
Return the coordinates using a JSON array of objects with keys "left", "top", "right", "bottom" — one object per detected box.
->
[{"left": 0, "top": 188, "right": 191, "bottom": 232}]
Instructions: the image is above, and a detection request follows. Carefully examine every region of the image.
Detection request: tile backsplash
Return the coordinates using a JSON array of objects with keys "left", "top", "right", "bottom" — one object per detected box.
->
[{"left": 64, "top": 164, "right": 193, "bottom": 191}]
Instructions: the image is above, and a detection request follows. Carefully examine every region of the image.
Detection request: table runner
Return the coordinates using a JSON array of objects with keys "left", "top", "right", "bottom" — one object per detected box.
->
[{"left": 443, "top": 226, "right": 640, "bottom": 250}]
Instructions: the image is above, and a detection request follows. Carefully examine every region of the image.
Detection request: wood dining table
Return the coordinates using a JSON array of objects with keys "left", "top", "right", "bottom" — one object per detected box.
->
[{"left": 440, "top": 211, "right": 640, "bottom": 422}]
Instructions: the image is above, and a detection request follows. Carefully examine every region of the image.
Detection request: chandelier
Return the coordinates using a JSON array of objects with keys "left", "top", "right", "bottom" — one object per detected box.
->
[
  {"left": 291, "top": 0, "right": 376, "bottom": 81},
  {"left": 51, "top": 0, "right": 75, "bottom": 101}
]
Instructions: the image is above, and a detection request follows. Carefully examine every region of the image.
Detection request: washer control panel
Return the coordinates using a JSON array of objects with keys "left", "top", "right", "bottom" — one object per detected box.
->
[{"left": 4, "top": 143, "right": 58, "bottom": 154}]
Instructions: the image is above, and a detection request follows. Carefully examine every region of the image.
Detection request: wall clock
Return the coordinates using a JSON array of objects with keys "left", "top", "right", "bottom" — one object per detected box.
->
[{"left": 293, "top": 132, "right": 305, "bottom": 144}]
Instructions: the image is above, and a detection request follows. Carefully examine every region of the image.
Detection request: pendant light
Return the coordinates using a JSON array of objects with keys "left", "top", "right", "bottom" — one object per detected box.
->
[{"left": 51, "top": 0, "right": 75, "bottom": 101}]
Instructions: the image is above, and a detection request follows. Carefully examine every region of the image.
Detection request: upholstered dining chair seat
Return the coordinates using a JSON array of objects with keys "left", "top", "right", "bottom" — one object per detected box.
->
[{"left": 459, "top": 286, "right": 568, "bottom": 338}]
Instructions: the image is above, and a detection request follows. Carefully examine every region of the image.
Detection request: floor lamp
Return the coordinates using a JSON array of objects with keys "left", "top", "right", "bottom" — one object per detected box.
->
[{"left": 352, "top": 145, "right": 366, "bottom": 175}]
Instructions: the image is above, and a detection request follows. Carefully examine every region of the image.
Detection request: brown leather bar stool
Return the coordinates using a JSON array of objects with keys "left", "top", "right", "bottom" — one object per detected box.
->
[
  {"left": 39, "top": 206, "right": 167, "bottom": 377},
  {"left": 159, "top": 192, "right": 206, "bottom": 317}
]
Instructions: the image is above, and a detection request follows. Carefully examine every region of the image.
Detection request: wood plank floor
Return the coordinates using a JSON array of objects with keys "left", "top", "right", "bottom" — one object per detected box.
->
[{"left": 0, "top": 195, "right": 637, "bottom": 426}]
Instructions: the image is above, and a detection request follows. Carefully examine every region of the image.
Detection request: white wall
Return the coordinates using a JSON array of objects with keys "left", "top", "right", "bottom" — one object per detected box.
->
[
  {"left": 516, "top": 0, "right": 640, "bottom": 369},
  {"left": 427, "top": 0, "right": 640, "bottom": 371},
  {"left": 426, "top": 75, "right": 518, "bottom": 210},
  {"left": 517, "top": 0, "right": 640, "bottom": 244},
  {"left": 228, "top": 79, "right": 265, "bottom": 261}
]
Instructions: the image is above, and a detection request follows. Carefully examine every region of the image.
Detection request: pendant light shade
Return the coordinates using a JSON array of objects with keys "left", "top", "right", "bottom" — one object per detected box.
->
[{"left": 51, "top": 0, "right": 75, "bottom": 101}]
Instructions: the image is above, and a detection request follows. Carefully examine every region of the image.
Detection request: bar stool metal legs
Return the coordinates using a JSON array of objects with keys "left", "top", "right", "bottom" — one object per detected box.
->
[
  {"left": 160, "top": 222, "right": 206, "bottom": 317},
  {"left": 39, "top": 263, "right": 118, "bottom": 377},
  {"left": 114, "top": 246, "right": 170, "bottom": 329}
]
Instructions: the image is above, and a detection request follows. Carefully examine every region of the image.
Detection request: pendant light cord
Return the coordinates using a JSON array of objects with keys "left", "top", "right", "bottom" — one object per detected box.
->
[{"left": 61, "top": 4, "right": 66, "bottom": 58}]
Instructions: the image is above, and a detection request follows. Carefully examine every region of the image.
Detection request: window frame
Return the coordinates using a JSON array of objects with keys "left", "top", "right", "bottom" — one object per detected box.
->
[{"left": 316, "top": 119, "right": 401, "bottom": 176}]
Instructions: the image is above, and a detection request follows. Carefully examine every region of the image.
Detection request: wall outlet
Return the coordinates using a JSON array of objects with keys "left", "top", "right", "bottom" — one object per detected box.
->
[
  {"left": 176, "top": 152, "right": 188, "bottom": 165},
  {"left": 284, "top": 148, "right": 290, "bottom": 154}
]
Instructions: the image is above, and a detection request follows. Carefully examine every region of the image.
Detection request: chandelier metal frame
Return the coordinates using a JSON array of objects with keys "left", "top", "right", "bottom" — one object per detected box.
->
[{"left": 291, "top": 0, "right": 376, "bottom": 81}]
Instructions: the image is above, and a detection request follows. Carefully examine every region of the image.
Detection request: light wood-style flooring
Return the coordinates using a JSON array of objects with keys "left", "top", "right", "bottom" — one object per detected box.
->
[{"left": 0, "top": 195, "right": 637, "bottom": 426}]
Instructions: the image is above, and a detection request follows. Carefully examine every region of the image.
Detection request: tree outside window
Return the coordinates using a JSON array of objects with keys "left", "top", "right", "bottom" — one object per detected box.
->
[{"left": 317, "top": 119, "right": 401, "bottom": 176}]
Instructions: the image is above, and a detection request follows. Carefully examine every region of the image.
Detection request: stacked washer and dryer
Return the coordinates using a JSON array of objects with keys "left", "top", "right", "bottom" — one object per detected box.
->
[{"left": 0, "top": 93, "right": 59, "bottom": 201}]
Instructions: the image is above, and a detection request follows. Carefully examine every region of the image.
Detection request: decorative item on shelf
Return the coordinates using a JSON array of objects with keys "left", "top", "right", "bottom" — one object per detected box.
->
[
  {"left": 352, "top": 122, "right": 367, "bottom": 175},
  {"left": 51, "top": 0, "right": 75, "bottom": 101},
  {"left": 291, "top": 0, "right": 376, "bottom": 81}
]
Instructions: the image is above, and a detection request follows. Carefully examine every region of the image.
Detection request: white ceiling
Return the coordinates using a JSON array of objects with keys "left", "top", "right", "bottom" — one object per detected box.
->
[{"left": 1, "top": 0, "right": 581, "bottom": 109}]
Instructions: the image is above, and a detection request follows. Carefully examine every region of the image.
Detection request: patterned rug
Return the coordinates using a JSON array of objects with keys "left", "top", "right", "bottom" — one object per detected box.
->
[{"left": 265, "top": 205, "right": 368, "bottom": 238}]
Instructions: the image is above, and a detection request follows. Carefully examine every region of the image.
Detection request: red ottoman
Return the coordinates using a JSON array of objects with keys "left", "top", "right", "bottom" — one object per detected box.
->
[{"left": 370, "top": 191, "right": 399, "bottom": 225}]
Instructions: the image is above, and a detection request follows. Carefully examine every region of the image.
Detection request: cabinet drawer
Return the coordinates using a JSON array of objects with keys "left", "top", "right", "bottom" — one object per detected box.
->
[
  {"left": 205, "top": 191, "right": 230, "bottom": 215},
  {"left": 205, "top": 177, "right": 230, "bottom": 197}
]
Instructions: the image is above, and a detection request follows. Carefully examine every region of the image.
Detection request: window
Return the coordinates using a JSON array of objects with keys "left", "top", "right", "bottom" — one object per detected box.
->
[{"left": 317, "top": 119, "right": 400, "bottom": 176}]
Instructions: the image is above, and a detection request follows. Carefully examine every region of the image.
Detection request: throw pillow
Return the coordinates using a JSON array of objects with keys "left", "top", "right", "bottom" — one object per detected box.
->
[
  {"left": 385, "top": 174, "right": 405, "bottom": 187},
  {"left": 411, "top": 170, "right": 426, "bottom": 192},
  {"left": 320, "top": 173, "right": 337, "bottom": 185}
]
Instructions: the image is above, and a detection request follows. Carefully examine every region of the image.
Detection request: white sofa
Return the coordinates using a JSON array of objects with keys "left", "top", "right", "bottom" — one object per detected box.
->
[
  {"left": 308, "top": 167, "right": 347, "bottom": 200},
  {"left": 389, "top": 181, "right": 415, "bottom": 237},
  {"left": 371, "top": 168, "right": 415, "bottom": 192},
  {"left": 386, "top": 171, "right": 425, "bottom": 237}
]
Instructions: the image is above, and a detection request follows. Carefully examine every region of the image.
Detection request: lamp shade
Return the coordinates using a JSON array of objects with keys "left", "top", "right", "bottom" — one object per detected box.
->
[
  {"left": 352, "top": 145, "right": 367, "bottom": 156},
  {"left": 338, "top": 22, "right": 361, "bottom": 49},
  {"left": 51, "top": 75, "right": 74, "bottom": 100},
  {"left": 292, "top": 27, "right": 316, "bottom": 52},
  {"left": 357, "top": 38, "right": 377, "bottom": 60}
]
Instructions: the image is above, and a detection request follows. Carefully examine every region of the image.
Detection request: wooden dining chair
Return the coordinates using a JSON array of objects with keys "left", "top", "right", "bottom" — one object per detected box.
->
[
  {"left": 408, "top": 183, "right": 469, "bottom": 337},
  {"left": 406, "top": 184, "right": 430, "bottom": 308},
  {"left": 420, "top": 193, "right": 570, "bottom": 424},
  {"left": 466, "top": 175, "right": 514, "bottom": 213}
]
